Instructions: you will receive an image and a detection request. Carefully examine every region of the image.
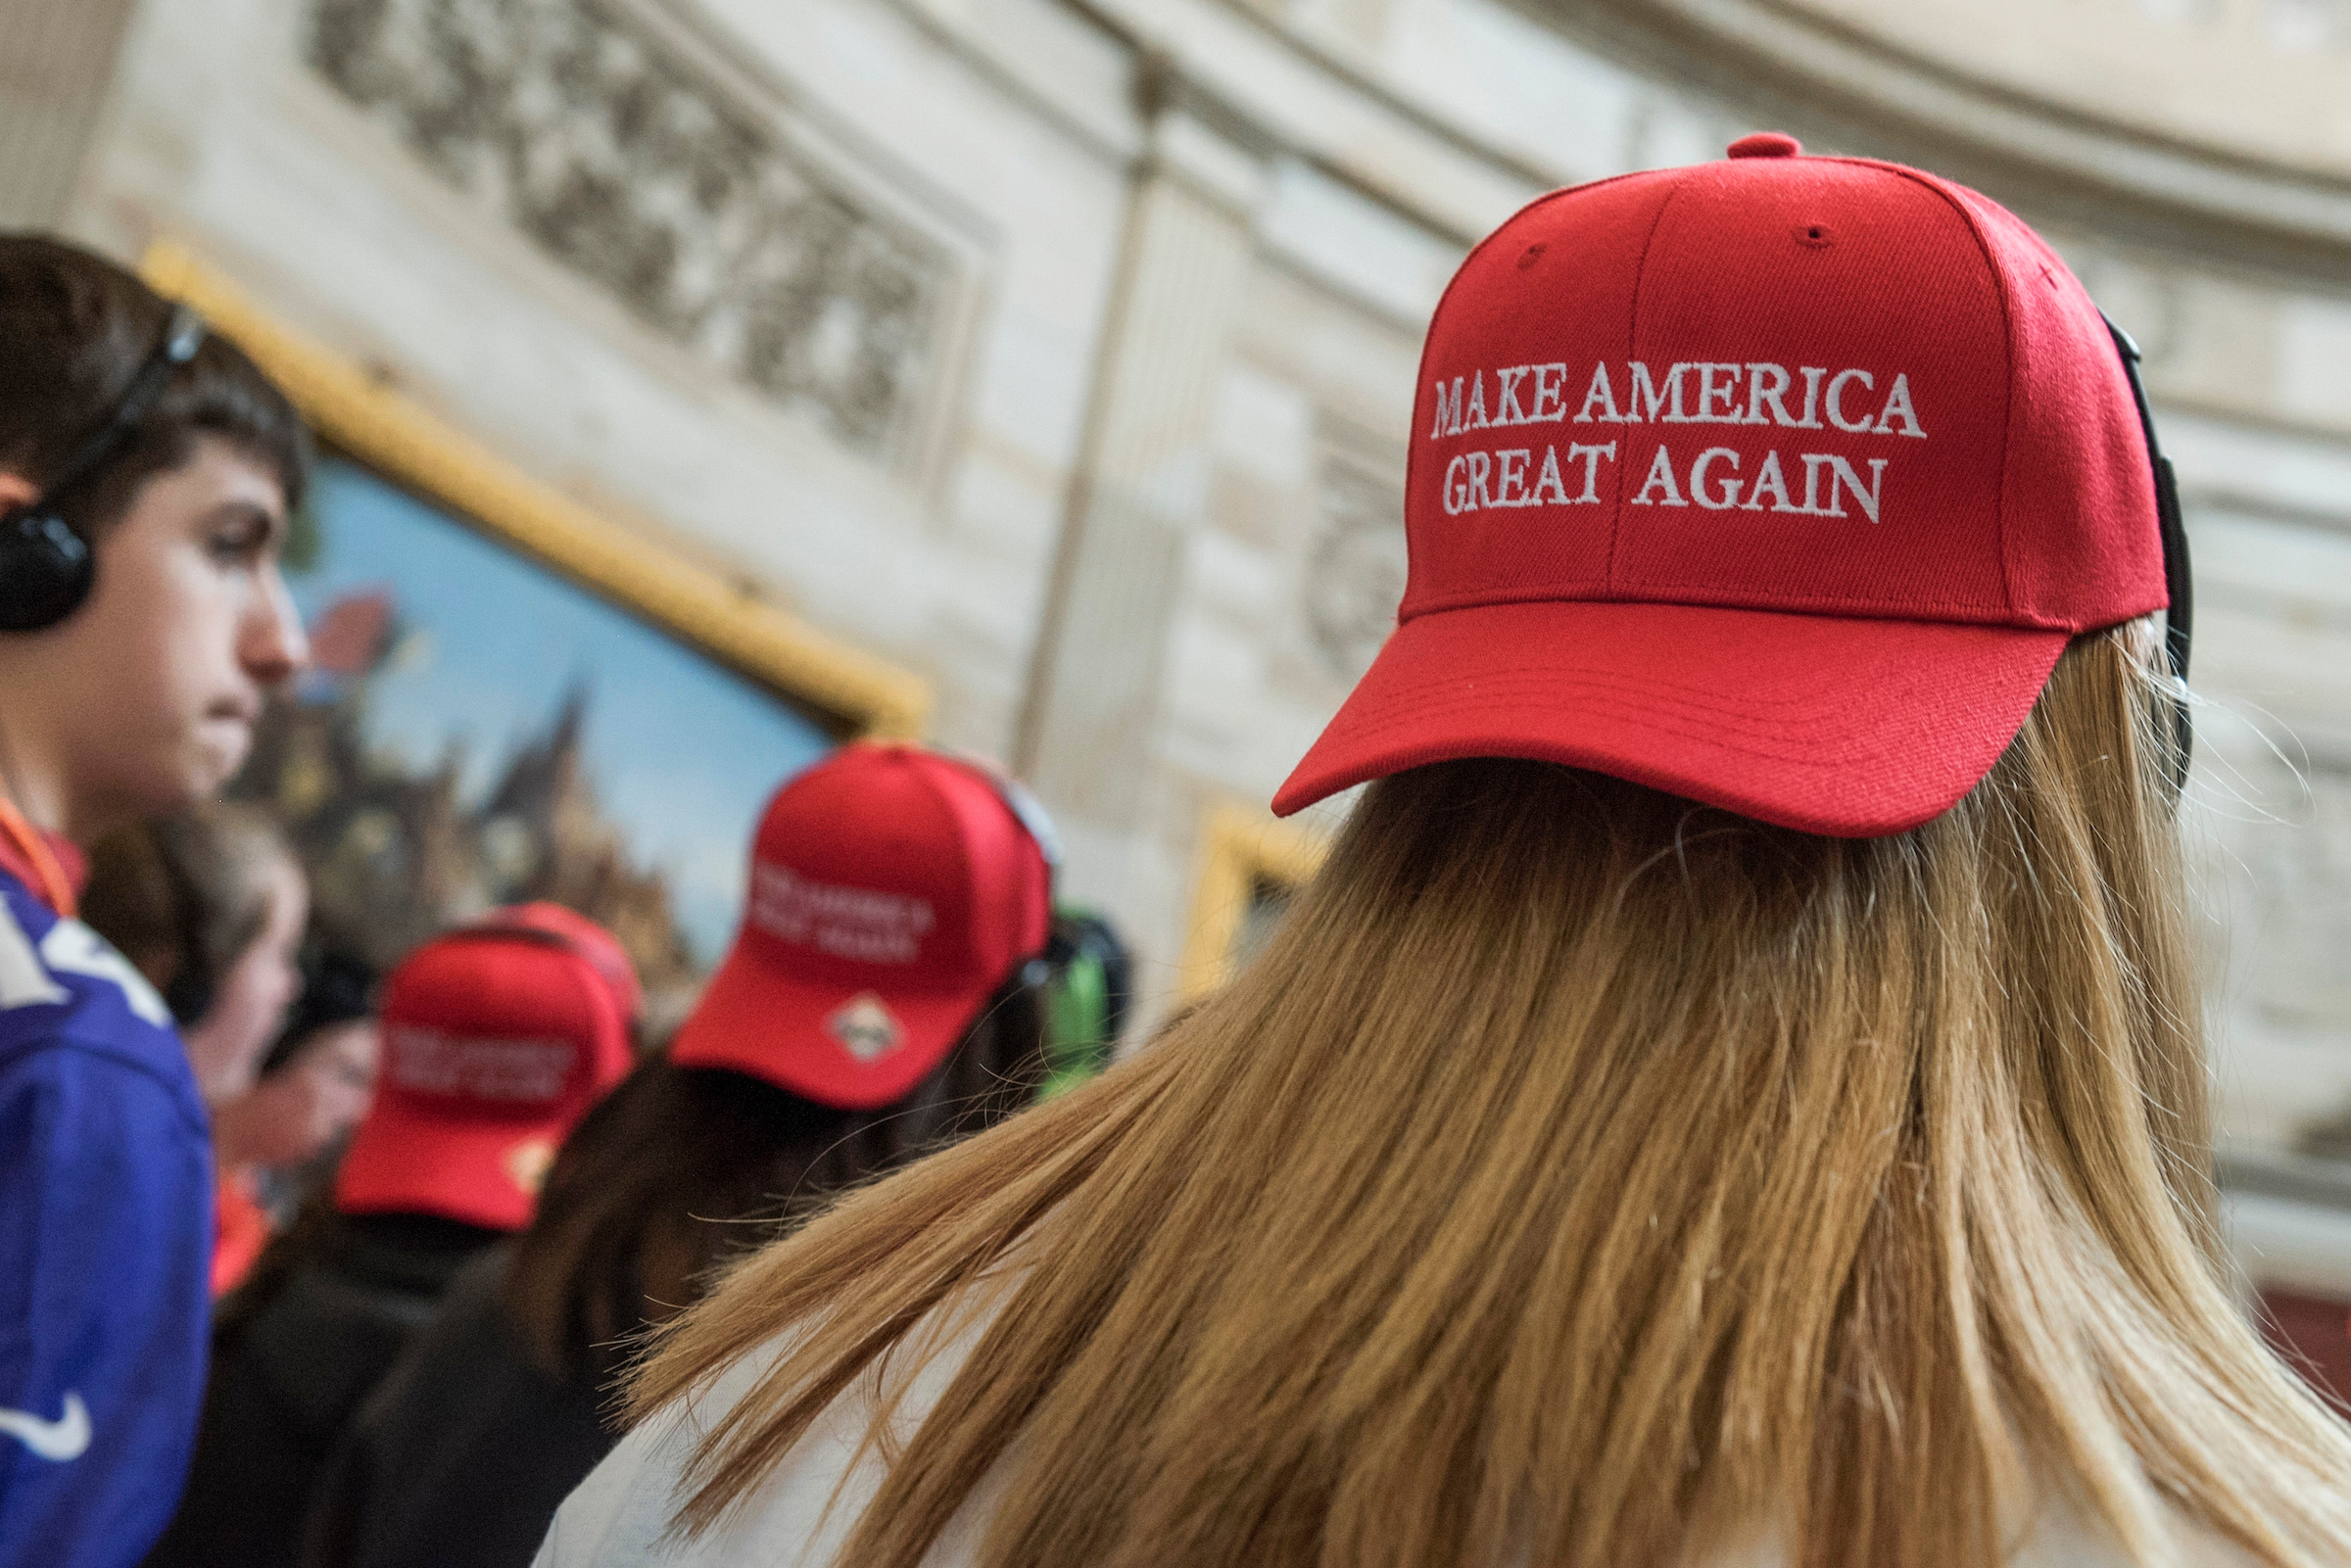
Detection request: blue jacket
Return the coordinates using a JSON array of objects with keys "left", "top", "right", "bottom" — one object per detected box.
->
[{"left": 0, "top": 869, "right": 211, "bottom": 1568}]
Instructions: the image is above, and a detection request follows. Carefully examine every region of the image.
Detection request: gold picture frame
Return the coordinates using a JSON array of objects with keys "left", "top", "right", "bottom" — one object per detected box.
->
[
  {"left": 138, "top": 239, "right": 931, "bottom": 739},
  {"left": 1178, "top": 805, "right": 1328, "bottom": 997}
]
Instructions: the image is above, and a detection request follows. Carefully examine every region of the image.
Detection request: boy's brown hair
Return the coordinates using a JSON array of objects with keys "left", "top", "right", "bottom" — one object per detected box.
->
[{"left": 0, "top": 233, "right": 309, "bottom": 534}]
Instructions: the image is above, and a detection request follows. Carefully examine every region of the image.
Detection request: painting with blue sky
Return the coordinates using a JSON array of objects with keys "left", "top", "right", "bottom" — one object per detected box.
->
[{"left": 232, "top": 454, "right": 835, "bottom": 1017}]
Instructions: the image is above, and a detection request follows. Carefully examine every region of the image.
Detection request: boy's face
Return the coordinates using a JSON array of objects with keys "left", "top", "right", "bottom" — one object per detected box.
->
[{"left": 7, "top": 438, "right": 308, "bottom": 835}]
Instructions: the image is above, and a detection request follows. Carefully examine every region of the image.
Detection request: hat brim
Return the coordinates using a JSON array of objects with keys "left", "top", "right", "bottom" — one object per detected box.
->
[
  {"left": 334, "top": 1098, "right": 560, "bottom": 1231},
  {"left": 1272, "top": 600, "right": 2071, "bottom": 837},
  {"left": 668, "top": 940, "right": 995, "bottom": 1111}
]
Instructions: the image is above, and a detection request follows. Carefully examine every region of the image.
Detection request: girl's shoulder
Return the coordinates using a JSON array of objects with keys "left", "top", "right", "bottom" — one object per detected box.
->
[
  {"left": 540, "top": 1279, "right": 2273, "bottom": 1568},
  {"left": 534, "top": 1306, "right": 994, "bottom": 1568}
]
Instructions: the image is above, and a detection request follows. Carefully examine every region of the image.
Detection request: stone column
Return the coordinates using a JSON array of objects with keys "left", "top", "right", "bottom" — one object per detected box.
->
[
  {"left": 0, "top": 0, "right": 141, "bottom": 227},
  {"left": 1016, "top": 87, "right": 1264, "bottom": 858}
]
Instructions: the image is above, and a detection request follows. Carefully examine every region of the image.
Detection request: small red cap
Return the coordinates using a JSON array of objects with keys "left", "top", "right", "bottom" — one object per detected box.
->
[
  {"left": 1273, "top": 139, "right": 2165, "bottom": 836},
  {"left": 668, "top": 743, "right": 1051, "bottom": 1110},
  {"left": 334, "top": 921, "right": 636, "bottom": 1230}
]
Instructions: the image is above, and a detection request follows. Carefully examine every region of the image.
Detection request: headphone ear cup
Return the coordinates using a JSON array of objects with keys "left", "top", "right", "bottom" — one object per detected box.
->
[{"left": 0, "top": 508, "right": 96, "bottom": 633}]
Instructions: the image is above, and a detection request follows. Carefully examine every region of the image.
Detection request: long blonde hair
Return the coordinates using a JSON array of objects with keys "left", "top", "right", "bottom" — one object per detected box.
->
[{"left": 633, "top": 629, "right": 2351, "bottom": 1568}]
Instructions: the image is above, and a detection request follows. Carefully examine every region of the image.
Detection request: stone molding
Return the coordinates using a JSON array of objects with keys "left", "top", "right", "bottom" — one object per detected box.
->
[
  {"left": 303, "top": 0, "right": 968, "bottom": 466},
  {"left": 855, "top": 0, "right": 2351, "bottom": 315},
  {"left": 1533, "top": 0, "right": 2351, "bottom": 282},
  {"left": 1770, "top": 0, "right": 2351, "bottom": 185}
]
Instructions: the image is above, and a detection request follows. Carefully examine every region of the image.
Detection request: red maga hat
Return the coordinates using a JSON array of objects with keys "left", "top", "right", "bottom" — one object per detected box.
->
[
  {"left": 668, "top": 743, "right": 1052, "bottom": 1111},
  {"left": 1273, "top": 134, "right": 2168, "bottom": 837},
  {"left": 335, "top": 917, "right": 636, "bottom": 1231}
]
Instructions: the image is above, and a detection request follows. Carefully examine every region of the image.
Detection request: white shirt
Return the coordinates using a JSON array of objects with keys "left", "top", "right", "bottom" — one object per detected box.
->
[
  {"left": 536, "top": 1319, "right": 2261, "bottom": 1568},
  {"left": 536, "top": 1316, "right": 995, "bottom": 1568}
]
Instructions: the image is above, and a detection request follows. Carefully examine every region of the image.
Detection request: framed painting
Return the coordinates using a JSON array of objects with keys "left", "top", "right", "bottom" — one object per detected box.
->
[
  {"left": 141, "top": 243, "right": 932, "bottom": 1028},
  {"left": 1178, "top": 806, "right": 1327, "bottom": 998}
]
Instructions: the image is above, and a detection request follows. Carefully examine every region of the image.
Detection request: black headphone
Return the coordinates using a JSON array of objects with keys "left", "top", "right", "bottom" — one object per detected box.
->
[
  {"left": 0, "top": 305, "right": 208, "bottom": 634},
  {"left": 2103, "top": 314, "right": 2194, "bottom": 799},
  {"left": 969, "top": 764, "right": 1135, "bottom": 1088}
]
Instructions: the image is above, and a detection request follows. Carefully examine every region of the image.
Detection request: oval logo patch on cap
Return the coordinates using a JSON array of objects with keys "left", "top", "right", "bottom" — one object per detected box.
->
[
  {"left": 826, "top": 991, "right": 905, "bottom": 1061},
  {"left": 504, "top": 1136, "right": 556, "bottom": 1197}
]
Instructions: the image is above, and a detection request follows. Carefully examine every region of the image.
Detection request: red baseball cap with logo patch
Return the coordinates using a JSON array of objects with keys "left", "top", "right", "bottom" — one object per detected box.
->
[
  {"left": 335, "top": 917, "right": 637, "bottom": 1230},
  {"left": 668, "top": 742, "right": 1052, "bottom": 1111},
  {"left": 1273, "top": 133, "right": 2168, "bottom": 836}
]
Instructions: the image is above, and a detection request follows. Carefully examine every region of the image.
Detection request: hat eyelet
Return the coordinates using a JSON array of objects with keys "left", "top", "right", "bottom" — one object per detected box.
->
[{"left": 1795, "top": 223, "right": 1835, "bottom": 249}]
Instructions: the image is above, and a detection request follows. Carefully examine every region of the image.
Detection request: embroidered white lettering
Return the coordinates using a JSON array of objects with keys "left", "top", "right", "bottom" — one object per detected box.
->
[
  {"left": 390, "top": 1025, "right": 576, "bottom": 1102},
  {"left": 1745, "top": 362, "right": 1795, "bottom": 426},
  {"left": 1493, "top": 449, "right": 1533, "bottom": 506},
  {"left": 1821, "top": 454, "right": 1888, "bottom": 521},
  {"left": 1428, "top": 357, "right": 1923, "bottom": 524},
  {"left": 1694, "top": 363, "right": 1743, "bottom": 423},
  {"left": 1495, "top": 366, "right": 1531, "bottom": 426},
  {"left": 1741, "top": 451, "right": 1795, "bottom": 511},
  {"left": 1575, "top": 362, "right": 1623, "bottom": 423},
  {"left": 1530, "top": 446, "right": 1571, "bottom": 505},
  {"left": 1564, "top": 442, "right": 1614, "bottom": 502},
  {"left": 1629, "top": 362, "right": 1692, "bottom": 423},
  {"left": 1799, "top": 452, "right": 1833, "bottom": 514},
  {"left": 1464, "top": 451, "right": 1494, "bottom": 509},
  {"left": 750, "top": 864, "right": 936, "bottom": 965},
  {"left": 1825, "top": 369, "right": 1876, "bottom": 433},
  {"left": 1529, "top": 362, "right": 1569, "bottom": 422},
  {"left": 1872, "top": 373, "right": 1926, "bottom": 438},
  {"left": 1442, "top": 453, "right": 1471, "bottom": 514},
  {"left": 1690, "top": 447, "right": 1744, "bottom": 509},
  {"left": 1630, "top": 444, "right": 1687, "bottom": 505},
  {"left": 1795, "top": 366, "right": 1827, "bottom": 429},
  {"left": 1431, "top": 377, "right": 1465, "bottom": 439}
]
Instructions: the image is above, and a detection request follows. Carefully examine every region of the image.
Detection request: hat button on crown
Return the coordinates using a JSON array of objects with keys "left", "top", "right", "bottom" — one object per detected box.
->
[{"left": 1727, "top": 132, "right": 1801, "bottom": 160}]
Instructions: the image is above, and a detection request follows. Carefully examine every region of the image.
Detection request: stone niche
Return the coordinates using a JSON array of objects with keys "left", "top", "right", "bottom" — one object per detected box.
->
[{"left": 304, "top": 0, "right": 959, "bottom": 467}]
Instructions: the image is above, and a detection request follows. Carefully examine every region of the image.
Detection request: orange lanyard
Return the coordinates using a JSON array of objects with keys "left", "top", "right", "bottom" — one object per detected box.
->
[{"left": 0, "top": 792, "right": 75, "bottom": 920}]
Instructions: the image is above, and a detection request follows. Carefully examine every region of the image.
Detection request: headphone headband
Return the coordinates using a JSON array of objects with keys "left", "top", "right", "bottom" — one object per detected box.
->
[{"left": 42, "top": 305, "right": 208, "bottom": 513}]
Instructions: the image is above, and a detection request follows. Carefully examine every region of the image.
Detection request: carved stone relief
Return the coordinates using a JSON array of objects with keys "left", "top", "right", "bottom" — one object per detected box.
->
[
  {"left": 305, "top": 0, "right": 955, "bottom": 462},
  {"left": 1301, "top": 422, "right": 1408, "bottom": 684}
]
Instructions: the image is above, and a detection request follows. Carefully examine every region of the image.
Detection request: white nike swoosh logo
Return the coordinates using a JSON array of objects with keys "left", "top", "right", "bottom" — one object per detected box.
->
[{"left": 0, "top": 1393, "right": 91, "bottom": 1460}]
